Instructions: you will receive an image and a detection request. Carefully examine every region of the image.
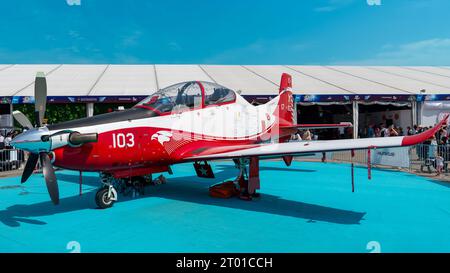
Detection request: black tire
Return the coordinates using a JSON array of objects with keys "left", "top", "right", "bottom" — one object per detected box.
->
[{"left": 95, "top": 187, "right": 115, "bottom": 209}]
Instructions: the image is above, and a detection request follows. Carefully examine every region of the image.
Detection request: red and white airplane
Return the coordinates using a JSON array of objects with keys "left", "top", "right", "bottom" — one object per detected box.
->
[{"left": 11, "top": 72, "right": 448, "bottom": 208}]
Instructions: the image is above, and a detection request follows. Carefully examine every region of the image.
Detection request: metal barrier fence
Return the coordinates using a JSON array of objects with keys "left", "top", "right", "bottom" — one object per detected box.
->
[
  {"left": 332, "top": 149, "right": 368, "bottom": 165},
  {"left": 410, "top": 144, "right": 450, "bottom": 173},
  {"left": 0, "top": 149, "right": 26, "bottom": 172},
  {"left": 331, "top": 144, "right": 450, "bottom": 174}
]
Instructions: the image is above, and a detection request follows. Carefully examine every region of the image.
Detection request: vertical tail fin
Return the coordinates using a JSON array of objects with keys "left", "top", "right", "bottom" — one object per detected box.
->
[
  {"left": 264, "top": 73, "right": 295, "bottom": 143},
  {"left": 278, "top": 73, "right": 295, "bottom": 165},
  {"left": 276, "top": 73, "right": 294, "bottom": 127},
  {"left": 277, "top": 73, "right": 295, "bottom": 166},
  {"left": 279, "top": 73, "right": 292, "bottom": 93}
]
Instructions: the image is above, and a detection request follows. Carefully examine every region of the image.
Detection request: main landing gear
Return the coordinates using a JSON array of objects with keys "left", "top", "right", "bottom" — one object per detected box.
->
[
  {"left": 235, "top": 158, "right": 261, "bottom": 200},
  {"left": 209, "top": 158, "right": 261, "bottom": 200}
]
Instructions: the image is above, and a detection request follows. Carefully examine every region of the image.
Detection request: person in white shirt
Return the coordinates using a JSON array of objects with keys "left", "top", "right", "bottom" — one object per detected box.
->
[
  {"left": 303, "top": 129, "right": 312, "bottom": 141},
  {"left": 379, "top": 123, "right": 387, "bottom": 137},
  {"left": 338, "top": 127, "right": 345, "bottom": 138},
  {"left": 0, "top": 134, "right": 4, "bottom": 148},
  {"left": 4, "top": 133, "right": 12, "bottom": 148},
  {"left": 435, "top": 149, "right": 444, "bottom": 176},
  {"left": 290, "top": 131, "right": 302, "bottom": 142}
]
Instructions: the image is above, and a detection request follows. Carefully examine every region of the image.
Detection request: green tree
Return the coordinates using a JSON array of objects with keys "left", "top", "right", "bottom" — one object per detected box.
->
[{"left": 13, "top": 103, "right": 86, "bottom": 125}]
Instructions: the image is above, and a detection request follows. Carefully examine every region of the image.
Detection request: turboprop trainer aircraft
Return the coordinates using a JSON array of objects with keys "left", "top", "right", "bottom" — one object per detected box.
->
[{"left": 10, "top": 72, "right": 448, "bottom": 208}]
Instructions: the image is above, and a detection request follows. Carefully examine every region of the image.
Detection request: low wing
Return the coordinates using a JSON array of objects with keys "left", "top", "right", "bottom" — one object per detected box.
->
[{"left": 184, "top": 116, "right": 447, "bottom": 162}]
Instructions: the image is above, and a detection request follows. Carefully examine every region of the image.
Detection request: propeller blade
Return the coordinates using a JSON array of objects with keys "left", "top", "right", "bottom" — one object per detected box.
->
[
  {"left": 12, "top": 110, "right": 33, "bottom": 129},
  {"left": 34, "top": 72, "right": 47, "bottom": 127},
  {"left": 40, "top": 152, "right": 59, "bottom": 205},
  {"left": 21, "top": 153, "right": 39, "bottom": 183}
]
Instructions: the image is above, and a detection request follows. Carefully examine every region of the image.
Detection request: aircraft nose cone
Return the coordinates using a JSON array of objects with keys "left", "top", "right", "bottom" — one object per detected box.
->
[
  {"left": 10, "top": 127, "right": 50, "bottom": 153},
  {"left": 10, "top": 131, "right": 30, "bottom": 148}
]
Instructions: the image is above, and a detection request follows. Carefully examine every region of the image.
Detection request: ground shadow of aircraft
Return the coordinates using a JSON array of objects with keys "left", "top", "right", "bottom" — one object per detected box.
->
[{"left": 0, "top": 164, "right": 365, "bottom": 227}]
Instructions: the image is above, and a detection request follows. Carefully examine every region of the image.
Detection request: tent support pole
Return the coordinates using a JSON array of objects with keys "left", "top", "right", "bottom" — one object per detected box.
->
[{"left": 352, "top": 101, "right": 359, "bottom": 139}]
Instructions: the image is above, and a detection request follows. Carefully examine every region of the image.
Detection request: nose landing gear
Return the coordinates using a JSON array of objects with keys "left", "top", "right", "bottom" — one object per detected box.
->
[
  {"left": 96, "top": 173, "right": 119, "bottom": 209},
  {"left": 95, "top": 186, "right": 118, "bottom": 209},
  {"left": 96, "top": 173, "right": 163, "bottom": 209}
]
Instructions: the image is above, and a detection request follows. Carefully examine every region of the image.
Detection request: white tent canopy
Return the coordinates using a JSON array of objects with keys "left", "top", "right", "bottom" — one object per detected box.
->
[{"left": 0, "top": 64, "right": 450, "bottom": 97}]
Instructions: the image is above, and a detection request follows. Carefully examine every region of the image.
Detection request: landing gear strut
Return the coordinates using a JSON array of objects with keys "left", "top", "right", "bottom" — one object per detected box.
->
[
  {"left": 95, "top": 173, "right": 158, "bottom": 209},
  {"left": 96, "top": 174, "right": 118, "bottom": 209},
  {"left": 234, "top": 158, "right": 260, "bottom": 200},
  {"left": 209, "top": 158, "right": 260, "bottom": 200}
]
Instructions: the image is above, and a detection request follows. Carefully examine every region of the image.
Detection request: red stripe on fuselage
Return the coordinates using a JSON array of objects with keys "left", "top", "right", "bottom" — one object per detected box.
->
[{"left": 51, "top": 125, "right": 278, "bottom": 173}]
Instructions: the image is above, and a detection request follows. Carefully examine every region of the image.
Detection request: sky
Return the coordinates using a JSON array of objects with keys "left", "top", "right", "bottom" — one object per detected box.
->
[{"left": 0, "top": 0, "right": 449, "bottom": 65}]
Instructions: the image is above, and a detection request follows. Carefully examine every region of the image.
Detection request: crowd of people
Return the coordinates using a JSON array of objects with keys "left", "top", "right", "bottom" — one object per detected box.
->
[
  {"left": 0, "top": 130, "right": 24, "bottom": 172},
  {"left": 364, "top": 122, "right": 450, "bottom": 175},
  {"left": 0, "top": 130, "right": 20, "bottom": 149},
  {"left": 290, "top": 129, "right": 319, "bottom": 141},
  {"left": 364, "top": 123, "right": 450, "bottom": 140},
  {"left": 414, "top": 124, "right": 449, "bottom": 175},
  {"left": 291, "top": 122, "right": 450, "bottom": 175},
  {"left": 365, "top": 123, "right": 402, "bottom": 138}
]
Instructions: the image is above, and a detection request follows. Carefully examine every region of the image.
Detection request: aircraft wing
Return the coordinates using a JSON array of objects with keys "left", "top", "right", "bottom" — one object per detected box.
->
[{"left": 183, "top": 115, "right": 447, "bottom": 162}]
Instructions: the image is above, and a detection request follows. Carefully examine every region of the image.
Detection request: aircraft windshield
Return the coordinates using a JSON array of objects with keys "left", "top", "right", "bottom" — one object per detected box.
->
[
  {"left": 136, "top": 81, "right": 203, "bottom": 113},
  {"left": 202, "top": 82, "right": 236, "bottom": 106},
  {"left": 136, "top": 81, "right": 236, "bottom": 113}
]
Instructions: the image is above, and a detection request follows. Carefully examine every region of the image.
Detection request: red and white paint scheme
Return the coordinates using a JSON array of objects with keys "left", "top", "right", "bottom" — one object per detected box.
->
[{"left": 11, "top": 72, "right": 449, "bottom": 208}]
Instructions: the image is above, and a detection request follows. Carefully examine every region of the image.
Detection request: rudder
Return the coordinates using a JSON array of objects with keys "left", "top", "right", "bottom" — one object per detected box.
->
[{"left": 276, "top": 73, "right": 295, "bottom": 127}]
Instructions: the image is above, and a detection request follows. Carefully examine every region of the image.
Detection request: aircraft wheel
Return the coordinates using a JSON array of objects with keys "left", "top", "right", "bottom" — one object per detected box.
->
[{"left": 95, "top": 187, "right": 116, "bottom": 209}]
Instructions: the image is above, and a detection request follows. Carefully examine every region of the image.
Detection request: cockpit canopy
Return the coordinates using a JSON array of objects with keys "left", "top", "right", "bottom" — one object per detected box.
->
[{"left": 136, "top": 81, "right": 236, "bottom": 114}]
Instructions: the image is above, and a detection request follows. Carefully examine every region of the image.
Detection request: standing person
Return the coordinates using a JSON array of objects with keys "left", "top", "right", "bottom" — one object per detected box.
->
[
  {"left": 429, "top": 136, "right": 438, "bottom": 160},
  {"left": 406, "top": 126, "right": 412, "bottom": 136},
  {"left": 338, "top": 126, "right": 345, "bottom": 139},
  {"left": 290, "top": 130, "right": 302, "bottom": 142},
  {"left": 441, "top": 126, "right": 448, "bottom": 141},
  {"left": 416, "top": 125, "right": 422, "bottom": 134},
  {"left": 0, "top": 133, "right": 4, "bottom": 149},
  {"left": 367, "top": 124, "right": 375, "bottom": 138},
  {"left": 443, "top": 136, "right": 450, "bottom": 172},
  {"left": 388, "top": 125, "right": 398, "bottom": 137},
  {"left": 436, "top": 128, "right": 445, "bottom": 144},
  {"left": 346, "top": 127, "right": 353, "bottom": 139},
  {"left": 374, "top": 127, "right": 381, "bottom": 137},
  {"left": 435, "top": 150, "right": 444, "bottom": 176},
  {"left": 4, "top": 132, "right": 12, "bottom": 148},
  {"left": 380, "top": 123, "right": 387, "bottom": 137},
  {"left": 303, "top": 129, "right": 312, "bottom": 141}
]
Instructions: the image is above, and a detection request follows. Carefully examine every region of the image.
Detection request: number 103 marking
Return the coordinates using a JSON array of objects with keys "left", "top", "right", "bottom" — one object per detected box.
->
[{"left": 112, "top": 133, "right": 135, "bottom": 148}]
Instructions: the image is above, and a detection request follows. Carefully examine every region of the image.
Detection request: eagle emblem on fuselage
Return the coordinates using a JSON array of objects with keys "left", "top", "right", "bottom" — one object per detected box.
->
[{"left": 151, "top": 131, "right": 173, "bottom": 145}]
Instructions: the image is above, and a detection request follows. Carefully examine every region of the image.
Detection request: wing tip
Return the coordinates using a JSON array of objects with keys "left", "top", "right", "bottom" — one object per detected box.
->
[{"left": 401, "top": 114, "right": 449, "bottom": 146}]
